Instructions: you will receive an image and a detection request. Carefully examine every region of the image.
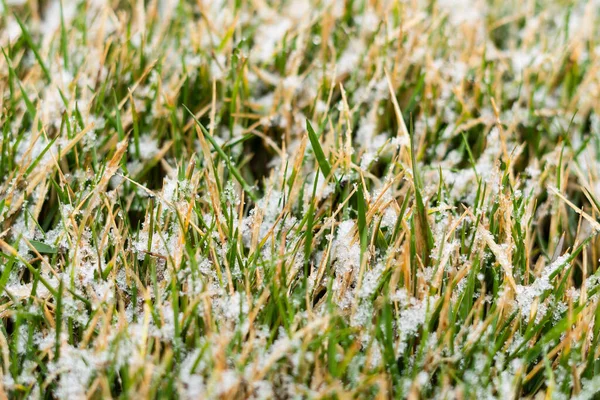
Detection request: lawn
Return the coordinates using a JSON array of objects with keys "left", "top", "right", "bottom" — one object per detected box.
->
[{"left": 1, "top": 0, "right": 600, "bottom": 398}]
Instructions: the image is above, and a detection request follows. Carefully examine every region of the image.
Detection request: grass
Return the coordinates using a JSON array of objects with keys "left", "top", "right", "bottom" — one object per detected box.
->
[{"left": 1, "top": 0, "right": 600, "bottom": 398}]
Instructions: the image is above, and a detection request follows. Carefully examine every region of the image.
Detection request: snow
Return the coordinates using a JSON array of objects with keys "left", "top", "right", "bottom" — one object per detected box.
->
[
  {"left": 137, "top": 135, "right": 160, "bottom": 160},
  {"left": 515, "top": 254, "right": 571, "bottom": 322}
]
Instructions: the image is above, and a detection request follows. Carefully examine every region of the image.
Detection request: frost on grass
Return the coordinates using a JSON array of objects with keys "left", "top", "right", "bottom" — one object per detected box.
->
[
  {"left": 514, "top": 254, "right": 571, "bottom": 323},
  {"left": 1, "top": 0, "right": 600, "bottom": 398}
]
